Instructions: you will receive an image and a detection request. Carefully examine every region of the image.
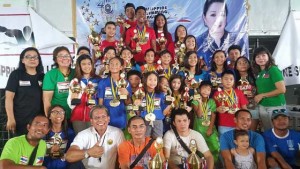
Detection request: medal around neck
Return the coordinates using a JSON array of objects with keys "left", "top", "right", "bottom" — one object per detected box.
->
[{"left": 145, "top": 113, "right": 156, "bottom": 127}]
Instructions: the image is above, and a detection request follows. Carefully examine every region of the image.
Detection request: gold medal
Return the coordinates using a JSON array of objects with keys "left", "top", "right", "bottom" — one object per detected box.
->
[
  {"left": 107, "top": 139, "right": 113, "bottom": 145},
  {"left": 109, "top": 99, "right": 120, "bottom": 107},
  {"left": 202, "top": 120, "right": 211, "bottom": 126}
]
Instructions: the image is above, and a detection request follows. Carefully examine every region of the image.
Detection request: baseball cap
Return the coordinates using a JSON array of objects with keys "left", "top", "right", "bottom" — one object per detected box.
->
[{"left": 271, "top": 109, "right": 289, "bottom": 119}]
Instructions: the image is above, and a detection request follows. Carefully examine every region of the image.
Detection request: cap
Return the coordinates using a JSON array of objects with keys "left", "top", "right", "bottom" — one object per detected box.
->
[{"left": 271, "top": 109, "right": 289, "bottom": 119}]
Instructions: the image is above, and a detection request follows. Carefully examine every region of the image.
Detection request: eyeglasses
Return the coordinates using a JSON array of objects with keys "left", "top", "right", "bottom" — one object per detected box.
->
[
  {"left": 51, "top": 110, "right": 65, "bottom": 115},
  {"left": 24, "top": 55, "right": 39, "bottom": 60},
  {"left": 92, "top": 115, "right": 108, "bottom": 120},
  {"left": 57, "top": 55, "right": 71, "bottom": 59},
  {"left": 272, "top": 109, "right": 287, "bottom": 114}
]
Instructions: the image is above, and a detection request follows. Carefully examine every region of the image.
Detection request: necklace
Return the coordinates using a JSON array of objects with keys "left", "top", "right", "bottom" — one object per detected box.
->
[{"left": 59, "top": 68, "right": 70, "bottom": 81}]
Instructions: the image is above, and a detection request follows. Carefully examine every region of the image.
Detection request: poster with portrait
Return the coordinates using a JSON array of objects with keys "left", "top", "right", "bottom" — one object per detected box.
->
[{"left": 76, "top": 0, "right": 248, "bottom": 67}]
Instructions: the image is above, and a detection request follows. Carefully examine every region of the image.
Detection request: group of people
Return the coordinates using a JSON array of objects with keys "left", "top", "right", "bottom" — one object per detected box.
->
[{"left": 1, "top": 0, "right": 300, "bottom": 169}]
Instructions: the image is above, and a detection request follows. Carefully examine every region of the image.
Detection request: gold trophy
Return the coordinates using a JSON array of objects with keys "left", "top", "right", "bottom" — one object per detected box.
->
[
  {"left": 187, "top": 139, "right": 203, "bottom": 169},
  {"left": 158, "top": 33, "right": 166, "bottom": 50},
  {"left": 118, "top": 72, "right": 128, "bottom": 100},
  {"left": 88, "top": 25, "right": 102, "bottom": 58},
  {"left": 175, "top": 42, "right": 186, "bottom": 67},
  {"left": 49, "top": 133, "right": 63, "bottom": 158},
  {"left": 164, "top": 86, "right": 174, "bottom": 105},
  {"left": 116, "top": 14, "right": 130, "bottom": 29},
  {"left": 70, "top": 78, "right": 82, "bottom": 105},
  {"left": 156, "top": 60, "right": 164, "bottom": 76},
  {"left": 183, "top": 86, "right": 190, "bottom": 109},
  {"left": 209, "top": 72, "right": 218, "bottom": 88},
  {"left": 103, "top": 57, "right": 110, "bottom": 76},
  {"left": 150, "top": 137, "right": 164, "bottom": 169},
  {"left": 133, "top": 83, "right": 146, "bottom": 111},
  {"left": 124, "top": 60, "right": 132, "bottom": 72},
  {"left": 191, "top": 78, "right": 201, "bottom": 100},
  {"left": 215, "top": 88, "right": 229, "bottom": 113},
  {"left": 85, "top": 81, "right": 96, "bottom": 105},
  {"left": 132, "top": 29, "right": 139, "bottom": 42},
  {"left": 126, "top": 104, "right": 136, "bottom": 117},
  {"left": 201, "top": 101, "right": 211, "bottom": 127},
  {"left": 116, "top": 37, "right": 125, "bottom": 56}
]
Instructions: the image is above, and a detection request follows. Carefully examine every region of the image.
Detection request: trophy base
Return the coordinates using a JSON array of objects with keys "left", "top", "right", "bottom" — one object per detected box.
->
[
  {"left": 120, "top": 95, "right": 127, "bottom": 100},
  {"left": 71, "top": 99, "right": 81, "bottom": 105},
  {"left": 87, "top": 100, "right": 96, "bottom": 105}
]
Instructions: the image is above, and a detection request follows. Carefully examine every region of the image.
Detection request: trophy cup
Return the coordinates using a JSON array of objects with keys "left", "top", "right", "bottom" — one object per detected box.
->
[
  {"left": 175, "top": 42, "right": 186, "bottom": 67},
  {"left": 156, "top": 60, "right": 164, "bottom": 76},
  {"left": 88, "top": 25, "right": 102, "bottom": 58},
  {"left": 209, "top": 72, "right": 218, "bottom": 88},
  {"left": 116, "top": 14, "right": 130, "bottom": 29},
  {"left": 133, "top": 83, "right": 146, "bottom": 111},
  {"left": 183, "top": 86, "right": 190, "bottom": 109},
  {"left": 215, "top": 88, "right": 229, "bottom": 113},
  {"left": 70, "top": 78, "right": 82, "bottom": 105},
  {"left": 118, "top": 72, "right": 128, "bottom": 100},
  {"left": 150, "top": 137, "right": 164, "bottom": 169},
  {"left": 124, "top": 60, "right": 132, "bottom": 72},
  {"left": 187, "top": 139, "right": 203, "bottom": 169},
  {"left": 132, "top": 29, "right": 139, "bottom": 42},
  {"left": 85, "top": 81, "right": 96, "bottom": 105},
  {"left": 49, "top": 133, "right": 63, "bottom": 158},
  {"left": 103, "top": 57, "right": 110, "bottom": 76},
  {"left": 164, "top": 86, "right": 174, "bottom": 105},
  {"left": 191, "top": 78, "right": 201, "bottom": 100},
  {"left": 116, "top": 37, "right": 125, "bottom": 55},
  {"left": 158, "top": 33, "right": 166, "bottom": 50}
]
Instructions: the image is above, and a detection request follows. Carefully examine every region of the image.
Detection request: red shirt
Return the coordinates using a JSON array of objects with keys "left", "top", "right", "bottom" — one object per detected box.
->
[
  {"left": 120, "top": 19, "right": 137, "bottom": 37},
  {"left": 99, "top": 40, "right": 118, "bottom": 52},
  {"left": 125, "top": 26, "right": 156, "bottom": 63},
  {"left": 213, "top": 88, "right": 248, "bottom": 127}
]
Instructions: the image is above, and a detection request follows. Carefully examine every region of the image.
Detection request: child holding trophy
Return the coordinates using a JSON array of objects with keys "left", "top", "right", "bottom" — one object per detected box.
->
[
  {"left": 97, "top": 57, "right": 132, "bottom": 130},
  {"left": 157, "top": 50, "right": 178, "bottom": 80},
  {"left": 140, "top": 49, "right": 157, "bottom": 74},
  {"left": 97, "top": 46, "right": 116, "bottom": 78},
  {"left": 213, "top": 70, "right": 248, "bottom": 135},
  {"left": 192, "top": 80, "right": 220, "bottom": 163},
  {"left": 134, "top": 71, "right": 171, "bottom": 138},
  {"left": 67, "top": 54, "right": 100, "bottom": 134}
]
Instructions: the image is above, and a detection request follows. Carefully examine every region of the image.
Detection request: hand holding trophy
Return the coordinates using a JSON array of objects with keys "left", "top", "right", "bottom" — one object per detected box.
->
[
  {"left": 88, "top": 25, "right": 102, "bottom": 58},
  {"left": 157, "top": 33, "right": 166, "bottom": 51},
  {"left": 117, "top": 72, "right": 128, "bottom": 100},
  {"left": 215, "top": 88, "right": 229, "bottom": 113},
  {"left": 187, "top": 139, "right": 203, "bottom": 169},
  {"left": 133, "top": 83, "right": 146, "bottom": 111},
  {"left": 149, "top": 137, "right": 164, "bottom": 169},
  {"left": 70, "top": 78, "right": 82, "bottom": 105},
  {"left": 116, "top": 14, "right": 130, "bottom": 29},
  {"left": 85, "top": 81, "right": 96, "bottom": 105}
]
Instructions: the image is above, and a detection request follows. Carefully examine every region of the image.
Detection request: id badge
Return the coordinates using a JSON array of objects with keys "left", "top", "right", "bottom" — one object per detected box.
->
[
  {"left": 57, "top": 82, "right": 70, "bottom": 93},
  {"left": 19, "top": 80, "right": 31, "bottom": 86}
]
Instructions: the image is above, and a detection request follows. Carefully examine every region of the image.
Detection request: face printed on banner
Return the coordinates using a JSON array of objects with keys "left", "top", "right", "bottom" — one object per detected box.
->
[
  {"left": 203, "top": 2, "right": 227, "bottom": 33},
  {"left": 22, "top": 50, "right": 39, "bottom": 69}
]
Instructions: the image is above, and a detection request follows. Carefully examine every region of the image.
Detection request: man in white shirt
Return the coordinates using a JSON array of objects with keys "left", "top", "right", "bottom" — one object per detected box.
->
[
  {"left": 163, "top": 108, "right": 214, "bottom": 169},
  {"left": 66, "top": 105, "right": 125, "bottom": 169}
]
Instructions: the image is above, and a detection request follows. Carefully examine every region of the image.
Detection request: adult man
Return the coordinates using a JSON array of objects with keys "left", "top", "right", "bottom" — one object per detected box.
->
[
  {"left": 227, "top": 45, "right": 241, "bottom": 69},
  {"left": 125, "top": 6, "right": 156, "bottom": 64},
  {"left": 263, "top": 109, "right": 300, "bottom": 169},
  {"left": 118, "top": 116, "right": 164, "bottom": 169},
  {"left": 66, "top": 105, "right": 125, "bottom": 169},
  {"left": 163, "top": 108, "right": 214, "bottom": 169},
  {"left": 220, "top": 109, "right": 267, "bottom": 169},
  {"left": 0, "top": 115, "right": 49, "bottom": 169}
]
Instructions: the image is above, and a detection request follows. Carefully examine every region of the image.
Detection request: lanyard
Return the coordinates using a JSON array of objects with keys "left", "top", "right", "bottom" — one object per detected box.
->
[
  {"left": 110, "top": 77, "right": 118, "bottom": 99},
  {"left": 146, "top": 92, "right": 155, "bottom": 114},
  {"left": 137, "top": 25, "right": 146, "bottom": 41},
  {"left": 224, "top": 89, "right": 236, "bottom": 106},
  {"left": 164, "top": 67, "right": 171, "bottom": 79}
]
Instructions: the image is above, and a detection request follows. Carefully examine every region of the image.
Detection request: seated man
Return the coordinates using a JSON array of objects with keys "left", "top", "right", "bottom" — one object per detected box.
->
[
  {"left": 220, "top": 109, "right": 267, "bottom": 169},
  {"left": 263, "top": 109, "right": 300, "bottom": 169},
  {"left": 65, "top": 105, "right": 125, "bottom": 168},
  {"left": 163, "top": 108, "right": 214, "bottom": 169},
  {"left": 0, "top": 115, "right": 49, "bottom": 169},
  {"left": 118, "top": 116, "right": 164, "bottom": 169}
]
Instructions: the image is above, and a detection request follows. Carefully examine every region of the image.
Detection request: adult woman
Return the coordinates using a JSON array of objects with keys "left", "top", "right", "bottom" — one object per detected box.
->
[
  {"left": 197, "top": 0, "right": 247, "bottom": 68},
  {"left": 253, "top": 46, "right": 286, "bottom": 131},
  {"left": 5, "top": 47, "right": 44, "bottom": 136},
  {"left": 43, "top": 46, "right": 75, "bottom": 120},
  {"left": 67, "top": 54, "right": 100, "bottom": 134},
  {"left": 43, "top": 105, "right": 75, "bottom": 169},
  {"left": 153, "top": 13, "right": 175, "bottom": 61},
  {"left": 234, "top": 56, "right": 258, "bottom": 131}
]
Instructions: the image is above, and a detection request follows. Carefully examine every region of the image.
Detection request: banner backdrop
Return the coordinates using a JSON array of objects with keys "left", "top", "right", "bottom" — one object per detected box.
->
[
  {"left": 0, "top": 7, "right": 75, "bottom": 88},
  {"left": 273, "top": 11, "right": 300, "bottom": 86},
  {"left": 76, "top": 0, "right": 249, "bottom": 66}
]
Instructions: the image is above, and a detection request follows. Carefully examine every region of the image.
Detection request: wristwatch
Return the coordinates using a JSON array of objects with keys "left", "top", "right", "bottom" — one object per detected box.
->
[{"left": 84, "top": 150, "right": 90, "bottom": 159}]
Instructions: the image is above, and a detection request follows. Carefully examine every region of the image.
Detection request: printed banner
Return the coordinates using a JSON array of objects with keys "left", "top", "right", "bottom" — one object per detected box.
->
[
  {"left": 274, "top": 11, "right": 300, "bottom": 86},
  {"left": 0, "top": 7, "right": 75, "bottom": 88},
  {"left": 76, "top": 0, "right": 249, "bottom": 66}
]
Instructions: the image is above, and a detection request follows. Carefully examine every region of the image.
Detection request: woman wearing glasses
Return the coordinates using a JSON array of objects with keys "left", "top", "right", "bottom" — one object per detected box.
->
[
  {"left": 252, "top": 46, "right": 286, "bottom": 131},
  {"left": 43, "top": 46, "right": 75, "bottom": 120},
  {"left": 5, "top": 47, "right": 44, "bottom": 136},
  {"left": 43, "top": 105, "right": 75, "bottom": 169}
]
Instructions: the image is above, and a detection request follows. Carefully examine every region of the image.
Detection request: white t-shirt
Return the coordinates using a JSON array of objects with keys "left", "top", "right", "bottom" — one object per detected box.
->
[
  {"left": 71, "top": 126, "right": 125, "bottom": 169},
  {"left": 163, "top": 129, "right": 209, "bottom": 165}
]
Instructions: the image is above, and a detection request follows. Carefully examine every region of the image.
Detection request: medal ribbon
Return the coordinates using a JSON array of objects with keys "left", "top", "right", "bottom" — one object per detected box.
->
[
  {"left": 224, "top": 89, "right": 236, "bottom": 107},
  {"left": 110, "top": 77, "right": 118, "bottom": 100},
  {"left": 164, "top": 67, "right": 171, "bottom": 79},
  {"left": 173, "top": 93, "right": 181, "bottom": 108},
  {"left": 137, "top": 25, "right": 146, "bottom": 42},
  {"left": 201, "top": 99, "right": 208, "bottom": 119},
  {"left": 146, "top": 92, "right": 155, "bottom": 114}
]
